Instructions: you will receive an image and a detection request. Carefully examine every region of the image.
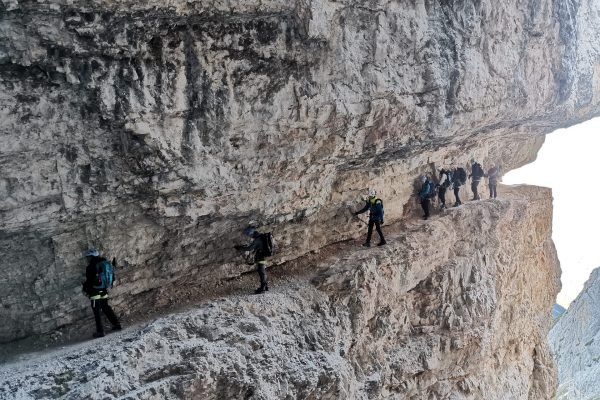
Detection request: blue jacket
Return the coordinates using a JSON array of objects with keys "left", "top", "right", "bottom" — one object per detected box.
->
[
  {"left": 419, "top": 181, "right": 432, "bottom": 200},
  {"left": 356, "top": 197, "right": 384, "bottom": 222}
]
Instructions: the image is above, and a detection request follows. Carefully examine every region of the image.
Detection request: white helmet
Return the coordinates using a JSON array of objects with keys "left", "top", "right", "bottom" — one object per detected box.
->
[
  {"left": 369, "top": 189, "right": 377, "bottom": 197},
  {"left": 420, "top": 175, "right": 427, "bottom": 183}
]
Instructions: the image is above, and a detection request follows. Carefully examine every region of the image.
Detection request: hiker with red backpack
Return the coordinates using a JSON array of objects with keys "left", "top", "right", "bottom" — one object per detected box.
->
[
  {"left": 234, "top": 227, "right": 274, "bottom": 294},
  {"left": 82, "top": 249, "right": 121, "bottom": 338}
]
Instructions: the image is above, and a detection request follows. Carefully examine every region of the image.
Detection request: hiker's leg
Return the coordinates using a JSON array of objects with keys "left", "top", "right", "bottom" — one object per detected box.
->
[
  {"left": 492, "top": 185, "right": 497, "bottom": 198},
  {"left": 366, "top": 220, "right": 374, "bottom": 243},
  {"left": 92, "top": 300, "right": 104, "bottom": 334},
  {"left": 423, "top": 199, "right": 430, "bottom": 218},
  {"left": 489, "top": 184, "right": 493, "bottom": 198},
  {"left": 439, "top": 188, "right": 446, "bottom": 207},
  {"left": 375, "top": 220, "right": 385, "bottom": 242},
  {"left": 256, "top": 261, "right": 268, "bottom": 289},
  {"left": 454, "top": 186, "right": 460, "bottom": 205},
  {"left": 99, "top": 299, "right": 121, "bottom": 328}
]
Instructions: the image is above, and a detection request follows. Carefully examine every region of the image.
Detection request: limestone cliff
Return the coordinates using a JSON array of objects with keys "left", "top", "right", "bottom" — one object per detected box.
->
[
  {"left": 1, "top": 0, "right": 599, "bottom": 345},
  {"left": 550, "top": 268, "right": 600, "bottom": 400},
  {"left": 0, "top": 186, "right": 560, "bottom": 399}
]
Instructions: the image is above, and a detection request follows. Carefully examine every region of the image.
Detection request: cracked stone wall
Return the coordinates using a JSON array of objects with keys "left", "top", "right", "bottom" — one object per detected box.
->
[
  {"left": 0, "top": 0, "right": 599, "bottom": 343},
  {"left": 0, "top": 185, "right": 560, "bottom": 399}
]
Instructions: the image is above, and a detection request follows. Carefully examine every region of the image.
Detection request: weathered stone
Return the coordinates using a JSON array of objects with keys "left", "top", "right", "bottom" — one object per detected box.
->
[
  {"left": 550, "top": 267, "right": 600, "bottom": 400},
  {"left": 1, "top": 0, "right": 599, "bottom": 344},
  {"left": 0, "top": 186, "right": 560, "bottom": 399}
]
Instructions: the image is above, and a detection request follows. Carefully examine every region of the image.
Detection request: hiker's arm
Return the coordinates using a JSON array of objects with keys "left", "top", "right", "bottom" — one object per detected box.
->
[
  {"left": 235, "top": 239, "right": 261, "bottom": 252},
  {"left": 355, "top": 202, "right": 369, "bottom": 215}
]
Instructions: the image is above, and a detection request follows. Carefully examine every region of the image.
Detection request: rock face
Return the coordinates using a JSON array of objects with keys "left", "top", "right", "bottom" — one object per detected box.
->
[
  {"left": 1, "top": 0, "right": 599, "bottom": 345},
  {"left": 550, "top": 267, "right": 600, "bottom": 400},
  {"left": 0, "top": 186, "right": 560, "bottom": 399}
]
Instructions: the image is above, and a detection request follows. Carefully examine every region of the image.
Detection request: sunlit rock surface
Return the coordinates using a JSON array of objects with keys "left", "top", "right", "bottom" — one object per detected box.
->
[
  {"left": 550, "top": 267, "right": 600, "bottom": 400},
  {"left": 0, "top": 186, "right": 560, "bottom": 399},
  {"left": 1, "top": 0, "right": 599, "bottom": 344}
]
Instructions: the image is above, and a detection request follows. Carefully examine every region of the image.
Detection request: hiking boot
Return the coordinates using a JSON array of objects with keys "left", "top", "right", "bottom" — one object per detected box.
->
[
  {"left": 255, "top": 287, "right": 267, "bottom": 294},
  {"left": 93, "top": 332, "right": 105, "bottom": 338},
  {"left": 377, "top": 241, "right": 387, "bottom": 246},
  {"left": 362, "top": 242, "right": 371, "bottom": 247},
  {"left": 112, "top": 325, "right": 122, "bottom": 331}
]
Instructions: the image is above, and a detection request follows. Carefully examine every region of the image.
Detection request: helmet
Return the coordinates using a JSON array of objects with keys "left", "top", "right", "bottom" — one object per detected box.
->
[
  {"left": 369, "top": 189, "right": 377, "bottom": 197},
  {"left": 84, "top": 249, "right": 100, "bottom": 257},
  {"left": 243, "top": 227, "right": 257, "bottom": 237},
  {"left": 420, "top": 175, "right": 427, "bottom": 183}
]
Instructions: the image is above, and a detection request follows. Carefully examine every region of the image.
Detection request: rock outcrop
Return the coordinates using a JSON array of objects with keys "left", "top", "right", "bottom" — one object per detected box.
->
[
  {"left": 1, "top": 0, "right": 599, "bottom": 345},
  {"left": 550, "top": 267, "right": 600, "bottom": 400},
  {"left": 0, "top": 186, "right": 560, "bottom": 399}
]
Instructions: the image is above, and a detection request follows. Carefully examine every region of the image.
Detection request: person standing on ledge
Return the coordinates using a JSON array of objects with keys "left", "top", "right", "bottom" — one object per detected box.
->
[
  {"left": 469, "top": 159, "right": 485, "bottom": 200},
  {"left": 82, "top": 249, "right": 122, "bottom": 338},
  {"left": 418, "top": 175, "right": 434, "bottom": 220},
  {"left": 234, "top": 227, "right": 273, "bottom": 294},
  {"left": 486, "top": 163, "right": 501, "bottom": 199},
  {"left": 438, "top": 168, "right": 452, "bottom": 210},
  {"left": 452, "top": 166, "right": 466, "bottom": 206},
  {"left": 354, "top": 189, "right": 386, "bottom": 247}
]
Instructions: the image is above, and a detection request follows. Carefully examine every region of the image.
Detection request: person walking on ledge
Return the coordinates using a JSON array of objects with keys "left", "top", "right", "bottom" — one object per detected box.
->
[
  {"left": 354, "top": 189, "right": 386, "bottom": 247},
  {"left": 234, "top": 227, "right": 274, "bottom": 294},
  {"left": 82, "top": 249, "right": 121, "bottom": 338}
]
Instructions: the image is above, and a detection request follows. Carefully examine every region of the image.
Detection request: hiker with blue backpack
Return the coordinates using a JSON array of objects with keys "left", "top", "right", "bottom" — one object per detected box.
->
[
  {"left": 353, "top": 189, "right": 386, "bottom": 247},
  {"left": 82, "top": 249, "right": 121, "bottom": 338},
  {"left": 234, "top": 228, "right": 274, "bottom": 294},
  {"left": 418, "top": 176, "right": 436, "bottom": 220}
]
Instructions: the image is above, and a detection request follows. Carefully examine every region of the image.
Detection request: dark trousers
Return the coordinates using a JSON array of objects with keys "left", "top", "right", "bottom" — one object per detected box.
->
[
  {"left": 489, "top": 184, "right": 497, "bottom": 198},
  {"left": 438, "top": 187, "right": 447, "bottom": 207},
  {"left": 366, "top": 220, "right": 385, "bottom": 243},
  {"left": 471, "top": 180, "right": 480, "bottom": 200},
  {"left": 453, "top": 185, "right": 461, "bottom": 205},
  {"left": 256, "top": 261, "right": 268, "bottom": 289},
  {"left": 92, "top": 298, "right": 120, "bottom": 334},
  {"left": 420, "top": 198, "right": 430, "bottom": 218}
]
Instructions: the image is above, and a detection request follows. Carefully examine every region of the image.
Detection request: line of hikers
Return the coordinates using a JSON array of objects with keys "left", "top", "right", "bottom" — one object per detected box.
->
[
  {"left": 418, "top": 160, "right": 501, "bottom": 219},
  {"left": 81, "top": 160, "right": 500, "bottom": 338}
]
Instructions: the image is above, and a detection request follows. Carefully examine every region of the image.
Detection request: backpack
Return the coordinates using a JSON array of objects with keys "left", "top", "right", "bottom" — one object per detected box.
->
[
  {"left": 455, "top": 168, "right": 467, "bottom": 185},
  {"left": 427, "top": 181, "right": 437, "bottom": 199},
  {"left": 93, "top": 260, "right": 114, "bottom": 290},
  {"left": 472, "top": 163, "right": 484, "bottom": 179},
  {"left": 261, "top": 232, "right": 276, "bottom": 257}
]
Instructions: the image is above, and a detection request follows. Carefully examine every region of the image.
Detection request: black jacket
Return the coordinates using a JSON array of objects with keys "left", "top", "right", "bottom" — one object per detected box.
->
[
  {"left": 237, "top": 235, "right": 267, "bottom": 261},
  {"left": 83, "top": 256, "right": 109, "bottom": 297}
]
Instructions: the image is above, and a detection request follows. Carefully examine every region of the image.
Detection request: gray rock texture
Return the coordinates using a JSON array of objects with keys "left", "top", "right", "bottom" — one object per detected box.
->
[
  {"left": 1, "top": 0, "right": 599, "bottom": 344},
  {"left": 0, "top": 186, "right": 560, "bottom": 399},
  {"left": 550, "top": 267, "right": 600, "bottom": 400}
]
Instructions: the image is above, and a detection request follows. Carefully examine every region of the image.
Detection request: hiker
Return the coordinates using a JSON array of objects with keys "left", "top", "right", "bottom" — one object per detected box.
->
[
  {"left": 234, "top": 227, "right": 272, "bottom": 294},
  {"left": 82, "top": 249, "right": 121, "bottom": 338},
  {"left": 469, "top": 160, "right": 485, "bottom": 200},
  {"left": 451, "top": 166, "right": 466, "bottom": 206},
  {"left": 486, "top": 164, "right": 501, "bottom": 198},
  {"left": 438, "top": 169, "right": 452, "bottom": 210},
  {"left": 418, "top": 176, "right": 434, "bottom": 220},
  {"left": 354, "top": 189, "right": 386, "bottom": 247}
]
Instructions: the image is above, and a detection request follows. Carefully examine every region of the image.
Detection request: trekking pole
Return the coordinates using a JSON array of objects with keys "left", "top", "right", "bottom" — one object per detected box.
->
[{"left": 348, "top": 208, "right": 368, "bottom": 226}]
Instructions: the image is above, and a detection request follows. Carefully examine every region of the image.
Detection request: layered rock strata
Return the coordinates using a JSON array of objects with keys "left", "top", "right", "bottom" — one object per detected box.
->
[
  {"left": 1, "top": 0, "right": 599, "bottom": 344},
  {"left": 0, "top": 186, "right": 560, "bottom": 399},
  {"left": 550, "top": 267, "right": 600, "bottom": 400}
]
